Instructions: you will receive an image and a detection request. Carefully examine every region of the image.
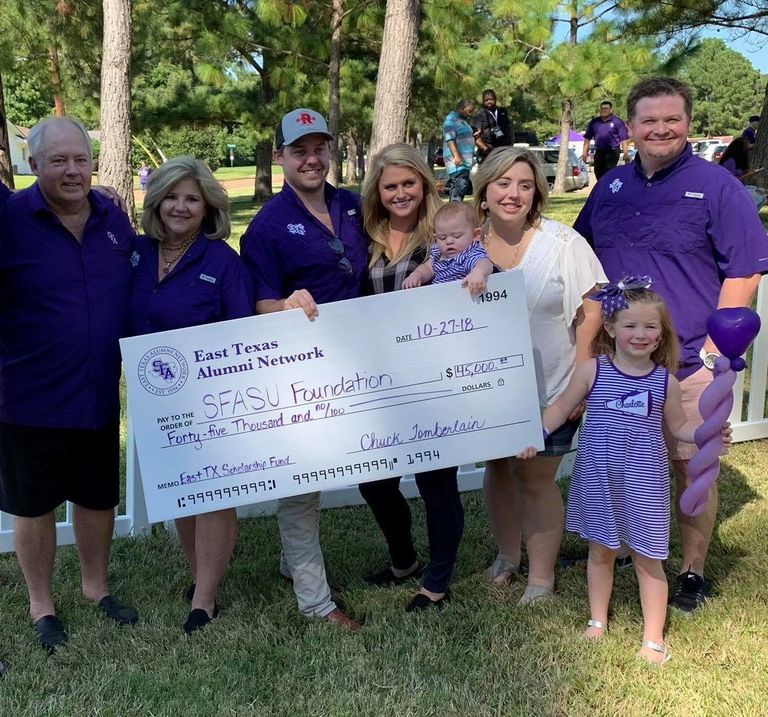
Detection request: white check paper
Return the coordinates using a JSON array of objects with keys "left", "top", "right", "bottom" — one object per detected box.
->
[{"left": 120, "top": 271, "right": 543, "bottom": 523}]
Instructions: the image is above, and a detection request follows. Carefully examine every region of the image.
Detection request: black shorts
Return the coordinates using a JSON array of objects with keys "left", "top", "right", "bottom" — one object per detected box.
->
[
  {"left": 539, "top": 417, "right": 580, "bottom": 457},
  {"left": 0, "top": 421, "right": 120, "bottom": 518}
]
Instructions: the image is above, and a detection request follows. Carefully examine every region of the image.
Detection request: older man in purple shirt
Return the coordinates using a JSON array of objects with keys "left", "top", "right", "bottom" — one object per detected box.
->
[
  {"left": 240, "top": 108, "right": 367, "bottom": 632},
  {"left": 582, "top": 101, "right": 630, "bottom": 180},
  {"left": 575, "top": 77, "right": 768, "bottom": 617},
  {"left": 0, "top": 117, "right": 137, "bottom": 652}
]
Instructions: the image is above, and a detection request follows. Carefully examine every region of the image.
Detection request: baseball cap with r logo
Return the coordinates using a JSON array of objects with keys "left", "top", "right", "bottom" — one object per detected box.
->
[{"left": 276, "top": 108, "right": 334, "bottom": 149}]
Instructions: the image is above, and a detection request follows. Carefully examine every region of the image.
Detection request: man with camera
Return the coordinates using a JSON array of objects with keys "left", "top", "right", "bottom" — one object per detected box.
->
[{"left": 473, "top": 90, "right": 511, "bottom": 163}]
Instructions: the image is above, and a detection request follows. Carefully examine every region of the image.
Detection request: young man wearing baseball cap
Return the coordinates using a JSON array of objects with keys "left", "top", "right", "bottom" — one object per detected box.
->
[{"left": 240, "top": 108, "right": 367, "bottom": 631}]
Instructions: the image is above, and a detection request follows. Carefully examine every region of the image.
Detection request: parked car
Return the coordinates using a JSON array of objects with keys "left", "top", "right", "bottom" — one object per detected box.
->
[
  {"left": 693, "top": 139, "right": 721, "bottom": 156},
  {"left": 711, "top": 144, "right": 729, "bottom": 163},
  {"left": 693, "top": 139, "right": 731, "bottom": 163},
  {"left": 700, "top": 142, "right": 728, "bottom": 162},
  {"left": 526, "top": 146, "right": 589, "bottom": 191}
]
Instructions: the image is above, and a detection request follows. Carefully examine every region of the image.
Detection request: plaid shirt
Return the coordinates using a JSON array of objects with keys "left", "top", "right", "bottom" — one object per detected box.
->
[{"left": 366, "top": 245, "right": 428, "bottom": 296}]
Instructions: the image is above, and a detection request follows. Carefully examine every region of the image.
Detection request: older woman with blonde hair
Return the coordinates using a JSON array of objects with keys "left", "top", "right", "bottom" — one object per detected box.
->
[
  {"left": 129, "top": 156, "right": 253, "bottom": 633},
  {"left": 357, "top": 143, "right": 465, "bottom": 612},
  {"left": 473, "top": 147, "right": 606, "bottom": 603}
]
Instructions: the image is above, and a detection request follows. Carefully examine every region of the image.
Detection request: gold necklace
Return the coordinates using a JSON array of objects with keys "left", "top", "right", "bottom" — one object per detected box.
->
[
  {"left": 485, "top": 224, "right": 531, "bottom": 269},
  {"left": 161, "top": 230, "right": 197, "bottom": 275}
]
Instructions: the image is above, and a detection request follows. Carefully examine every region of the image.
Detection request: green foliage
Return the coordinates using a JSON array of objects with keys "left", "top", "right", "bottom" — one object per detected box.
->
[
  {"left": 619, "top": 0, "right": 768, "bottom": 41},
  {"left": 133, "top": 125, "right": 228, "bottom": 171},
  {"left": 678, "top": 38, "right": 765, "bottom": 136},
  {"left": 2, "top": 72, "right": 53, "bottom": 127}
]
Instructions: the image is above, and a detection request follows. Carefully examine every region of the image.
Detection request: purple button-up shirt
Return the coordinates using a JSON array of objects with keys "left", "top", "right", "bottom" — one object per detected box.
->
[
  {"left": 128, "top": 234, "right": 254, "bottom": 336},
  {"left": 584, "top": 115, "right": 629, "bottom": 151},
  {"left": 0, "top": 182, "right": 10, "bottom": 208},
  {"left": 240, "top": 182, "right": 367, "bottom": 305},
  {"left": 574, "top": 145, "right": 768, "bottom": 379},
  {"left": 0, "top": 184, "right": 135, "bottom": 428}
]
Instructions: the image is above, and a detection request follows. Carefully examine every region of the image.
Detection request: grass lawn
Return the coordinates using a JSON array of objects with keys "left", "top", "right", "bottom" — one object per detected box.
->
[{"left": 1, "top": 442, "right": 767, "bottom": 717}]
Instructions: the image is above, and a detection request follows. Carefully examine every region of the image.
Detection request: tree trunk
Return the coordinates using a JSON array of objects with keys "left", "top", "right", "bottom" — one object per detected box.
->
[
  {"left": 345, "top": 132, "right": 358, "bottom": 184},
  {"left": 100, "top": 0, "right": 135, "bottom": 222},
  {"left": 357, "top": 140, "right": 366, "bottom": 182},
  {"left": 752, "top": 79, "right": 768, "bottom": 190},
  {"left": 253, "top": 53, "right": 273, "bottom": 202},
  {"left": 49, "top": 45, "right": 66, "bottom": 117},
  {"left": 0, "top": 73, "right": 15, "bottom": 188},
  {"left": 328, "top": 0, "right": 344, "bottom": 186},
  {"left": 553, "top": 98, "right": 572, "bottom": 194},
  {"left": 253, "top": 140, "right": 273, "bottom": 202},
  {"left": 368, "top": 0, "right": 420, "bottom": 158}
]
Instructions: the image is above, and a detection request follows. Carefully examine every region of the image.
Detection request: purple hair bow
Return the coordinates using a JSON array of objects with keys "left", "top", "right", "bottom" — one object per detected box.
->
[{"left": 591, "top": 275, "right": 652, "bottom": 317}]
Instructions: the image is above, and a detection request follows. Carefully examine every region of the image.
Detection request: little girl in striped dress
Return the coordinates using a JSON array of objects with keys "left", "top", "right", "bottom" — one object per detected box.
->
[{"left": 517, "top": 277, "right": 731, "bottom": 664}]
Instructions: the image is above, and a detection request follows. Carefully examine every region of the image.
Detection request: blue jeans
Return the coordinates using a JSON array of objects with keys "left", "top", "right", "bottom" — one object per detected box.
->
[
  {"left": 358, "top": 467, "right": 464, "bottom": 593},
  {"left": 448, "top": 171, "right": 471, "bottom": 202}
]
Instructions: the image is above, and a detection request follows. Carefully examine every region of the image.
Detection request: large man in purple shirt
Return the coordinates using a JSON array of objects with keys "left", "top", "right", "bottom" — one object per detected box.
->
[
  {"left": 240, "top": 108, "right": 367, "bottom": 632},
  {"left": 0, "top": 117, "right": 137, "bottom": 652},
  {"left": 582, "top": 101, "right": 630, "bottom": 180},
  {"left": 575, "top": 78, "right": 768, "bottom": 615}
]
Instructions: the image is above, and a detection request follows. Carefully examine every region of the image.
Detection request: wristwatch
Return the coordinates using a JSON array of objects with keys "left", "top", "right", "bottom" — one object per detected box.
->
[{"left": 699, "top": 347, "right": 720, "bottom": 370}]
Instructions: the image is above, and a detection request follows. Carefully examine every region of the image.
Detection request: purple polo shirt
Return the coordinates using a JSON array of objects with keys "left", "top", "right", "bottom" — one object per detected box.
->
[
  {"left": 584, "top": 115, "right": 629, "bottom": 150},
  {"left": 0, "top": 184, "right": 135, "bottom": 428},
  {"left": 240, "top": 182, "right": 367, "bottom": 304},
  {"left": 128, "top": 233, "right": 254, "bottom": 336},
  {"left": 0, "top": 182, "right": 10, "bottom": 208},
  {"left": 574, "top": 145, "right": 768, "bottom": 379}
]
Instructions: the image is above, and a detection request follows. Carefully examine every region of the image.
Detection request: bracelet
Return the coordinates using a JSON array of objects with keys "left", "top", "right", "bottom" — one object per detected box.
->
[{"left": 543, "top": 428, "right": 550, "bottom": 441}]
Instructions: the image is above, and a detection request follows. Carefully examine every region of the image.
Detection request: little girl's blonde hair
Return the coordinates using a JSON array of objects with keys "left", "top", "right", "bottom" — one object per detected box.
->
[{"left": 591, "top": 288, "right": 680, "bottom": 373}]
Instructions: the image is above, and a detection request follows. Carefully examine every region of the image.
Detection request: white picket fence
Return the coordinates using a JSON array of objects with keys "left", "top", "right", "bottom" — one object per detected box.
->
[{"left": 3, "top": 279, "right": 768, "bottom": 554}]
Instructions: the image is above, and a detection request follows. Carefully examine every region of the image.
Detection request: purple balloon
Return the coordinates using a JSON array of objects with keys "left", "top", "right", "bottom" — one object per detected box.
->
[
  {"left": 707, "top": 308, "right": 761, "bottom": 359},
  {"left": 730, "top": 357, "right": 747, "bottom": 372}
]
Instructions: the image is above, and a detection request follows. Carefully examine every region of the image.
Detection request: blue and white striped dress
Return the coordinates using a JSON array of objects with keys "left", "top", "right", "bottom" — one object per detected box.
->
[{"left": 566, "top": 355, "right": 671, "bottom": 559}]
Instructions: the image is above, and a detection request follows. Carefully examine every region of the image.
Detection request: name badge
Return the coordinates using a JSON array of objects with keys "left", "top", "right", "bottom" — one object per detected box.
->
[
  {"left": 347, "top": 209, "right": 357, "bottom": 216},
  {"left": 200, "top": 274, "right": 217, "bottom": 284},
  {"left": 684, "top": 191, "right": 704, "bottom": 199}
]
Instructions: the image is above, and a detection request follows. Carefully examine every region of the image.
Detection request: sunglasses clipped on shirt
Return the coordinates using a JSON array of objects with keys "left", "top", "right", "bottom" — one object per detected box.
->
[{"left": 327, "top": 235, "right": 354, "bottom": 276}]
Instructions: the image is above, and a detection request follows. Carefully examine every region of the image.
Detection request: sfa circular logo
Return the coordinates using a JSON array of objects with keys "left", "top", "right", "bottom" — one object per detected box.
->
[{"left": 138, "top": 346, "right": 189, "bottom": 396}]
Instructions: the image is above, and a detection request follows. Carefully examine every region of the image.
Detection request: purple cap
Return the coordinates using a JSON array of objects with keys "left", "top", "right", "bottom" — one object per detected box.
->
[{"left": 276, "top": 108, "right": 333, "bottom": 149}]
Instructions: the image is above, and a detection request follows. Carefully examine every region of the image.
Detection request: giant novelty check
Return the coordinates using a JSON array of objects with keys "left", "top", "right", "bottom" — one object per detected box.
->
[{"left": 120, "top": 270, "right": 543, "bottom": 523}]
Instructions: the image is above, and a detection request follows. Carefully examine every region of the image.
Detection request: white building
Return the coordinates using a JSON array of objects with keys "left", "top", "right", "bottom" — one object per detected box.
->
[{"left": 5, "top": 119, "right": 31, "bottom": 174}]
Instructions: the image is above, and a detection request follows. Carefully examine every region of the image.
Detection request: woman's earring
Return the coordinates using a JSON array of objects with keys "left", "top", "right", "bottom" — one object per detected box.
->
[{"left": 480, "top": 200, "right": 488, "bottom": 210}]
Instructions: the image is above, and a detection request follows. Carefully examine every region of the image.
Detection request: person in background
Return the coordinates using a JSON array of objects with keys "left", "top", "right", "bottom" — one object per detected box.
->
[
  {"left": 474, "top": 146, "right": 606, "bottom": 604},
  {"left": 442, "top": 99, "right": 476, "bottom": 202},
  {"left": 0, "top": 117, "right": 137, "bottom": 653},
  {"left": 574, "top": 77, "right": 768, "bottom": 615},
  {"left": 741, "top": 115, "right": 760, "bottom": 149},
  {"left": 473, "top": 89, "right": 511, "bottom": 163},
  {"left": 719, "top": 137, "right": 767, "bottom": 209},
  {"left": 359, "top": 142, "right": 466, "bottom": 612},
  {"left": 138, "top": 164, "right": 152, "bottom": 192},
  {"left": 129, "top": 156, "right": 254, "bottom": 634},
  {"left": 240, "top": 108, "right": 366, "bottom": 631},
  {"left": 582, "top": 101, "right": 630, "bottom": 180}
]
